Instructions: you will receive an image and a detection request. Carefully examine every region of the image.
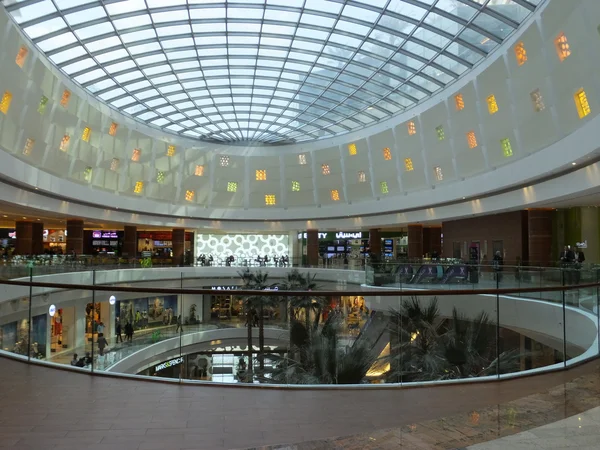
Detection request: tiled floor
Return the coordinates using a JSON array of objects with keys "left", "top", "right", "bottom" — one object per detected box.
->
[{"left": 0, "top": 356, "right": 599, "bottom": 450}]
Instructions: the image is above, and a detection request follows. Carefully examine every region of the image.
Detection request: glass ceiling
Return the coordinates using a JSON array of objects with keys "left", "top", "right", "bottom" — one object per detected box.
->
[{"left": 4, "top": 0, "right": 543, "bottom": 144}]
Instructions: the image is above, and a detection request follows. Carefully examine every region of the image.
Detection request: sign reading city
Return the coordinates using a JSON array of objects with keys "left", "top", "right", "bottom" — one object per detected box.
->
[
  {"left": 297, "top": 231, "right": 363, "bottom": 240},
  {"left": 155, "top": 357, "right": 184, "bottom": 372}
]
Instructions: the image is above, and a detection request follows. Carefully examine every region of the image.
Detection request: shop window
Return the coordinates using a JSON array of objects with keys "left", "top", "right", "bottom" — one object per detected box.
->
[
  {"left": 321, "top": 164, "right": 330, "bottom": 175},
  {"left": 455, "top": 93, "right": 465, "bottom": 111},
  {"left": 291, "top": 181, "right": 300, "bottom": 191},
  {"left": 227, "top": 181, "right": 237, "bottom": 193},
  {"left": 404, "top": 158, "right": 414, "bottom": 172},
  {"left": 501, "top": 138, "right": 513, "bottom": 157},
  {"left": 330, "top": 189, "right": 340, "bottom": 201},
  {"left": 434, "top": 166, "right": 443, "bottom": 181},
  {"left": 23, "top": 138, "right": 35, "bottom": 156},
  {"left": 38, "top": 96, "right": 49, "bottom": 114},
  {"left": 16, "top": 46, "right": 28, "bottom": 68},
  {"left": 358, "top": 170, "right": 366, "bottom": 182},
  {"left": 348, "top": 143, "right": 357, "bottom": 155},
  {"left": 110, "top": 158, "right": 120, "bottom": 171},
  {"left": 514, "top": 41, "right": 527, "bottom": 66},
  {"left": 81, "top": 127, "right": 91, "bottom": 142},
  {"left": 194, "top": 165, "right": 204, "bottom": 176},
  {"left": 109, "top": 122, "right": 118, "bottom": 136},
  {"left": 59, "top": 135, "right": 70, "bottom": 152},
  {"left": 436, "top": 125, "right": 445, "bottom": 141},
  {"left": 574, "top": 88, "right": 591, "bottom": 119},
  {"left": 265, "top": 194, "right": 276, "bottom": 205},
  {"left": 134, "top": 181, "right": 144, "bottom": 194},
  {"left": 554, "top": 32, "right": 571, "bottom": 61},
  {"left": 255, "top": 169, "right": 266, "bottom": 181},
  {"left": 466, "top": 130, "right": 478, "bottom": 149},
  {"left": 530, "top": 89, "right": 545, "bottom": 112},
  {"left": 407, "top": 120, "right": 416, "bottom": 135},
  {"left": 220, "top": 155, "right": 230, "bottom": 167},
  {"left": 185, "top": 190, "right": 195, "bottom": 201},
  {"left": 167, "top": 145, "right": 175, "bottom": 157},
  {"left": 0, "top": 91, "right": 13, "bottom": 115},
  {"left": 60, "top": 89, "right": 71, "bottom": 108},
  {"left": 383, "top": 147, "right": 392, "bottom": 160},
  {"left": 487, "top": 95, "right": 498, "bottom": 115},
  {"left": 380, "top": 181, "right": 389, "bottom": 194},
  {"left": 298, "top": 153, "right": 307, "bottom": 165},
  {"left": 131, "top": 148, "right": 141, "bottom": 161},
  {"left": 84, "top": 166, "right": 92, "bottom": 182},
  {"left": 156, "top": 171, "right": 165, "bottom": 183}
]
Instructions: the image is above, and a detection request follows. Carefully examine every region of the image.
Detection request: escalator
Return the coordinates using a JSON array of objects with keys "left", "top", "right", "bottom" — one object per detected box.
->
[{"left": 352, "top": 310, "right": 389, "bottom": 358}]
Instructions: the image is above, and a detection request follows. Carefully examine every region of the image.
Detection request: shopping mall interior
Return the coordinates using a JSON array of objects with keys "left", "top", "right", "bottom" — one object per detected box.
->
[{"left": 1, "top": 0, "right": 600, "bottom": 449}]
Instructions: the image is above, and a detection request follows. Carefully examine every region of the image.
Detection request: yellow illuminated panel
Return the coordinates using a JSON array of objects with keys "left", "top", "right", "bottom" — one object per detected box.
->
[
  {"left": 16, "top": 46, "right": 28, "bottom": 68},
  {"left": 574, "top": 88, "right": 591, "bottom": 119},
  {"left": 83, "top": 166, "right": 92, "bottom": 182},
  {"left": 348, "top": 143, "right": 357, "bottom": 155},
  {"left": 134, "top": 181, "right": 144, "bottom": 194},
  {"left": 330, "top": 190, "right": 340, "bottom": 201},
  {"left": 501, "top": 138, "right": 513, "bottom": 157},
  {"left": 455, "top": 94, "right": 465, "bottom": 111},
  {"left": 195, "top": 165, "right": 204, "bottom": 176},
  {"left": 156, "top": 172, "right": 165, "bottom": 183},
  {"left": 220, "top": 155, "right": 230, "bottom": 167},
  {"left": 436, "top": 125, "right": 445, "bottom": 141},
  {"left": 383, "top": 147, "right": 392, "bottom": 160},
  {"left": 255, "top": 169, "right": 266, "bottom": 181},
  {"left": 38, "top": 96, "right": 49, "bottom": 114},
  {"left": 514, "top": 42, "right": 527, "bottom": 66},
  {"left": 167, "top": 145, "right": 175, "bottom": 157},
  {"left": 59, "top": 135, "right": 70, "bottom": 152},
  {"left": 0, "top": 91, "right": 13, "bottom": 115},
  {"left": 380, "top": 181, "right": 389, "bottom": 194},
  {"left": 227, "top": 182, "right": 237, "bottom": 192},
  {"left": 530, "top": 89, "right": 545, "bottom": 112},
  {"left": 407, "top": 121, "right": 416, "bottom": 135},
  {"left": 404, "top": 158, "right": 414, "bottom": 172},
  {"left": 81, "top": 127, "right": 91, "bottom": 142},
  {"left": 291, "top": 181, "right": 300, "bottom": 191},
  {"left": 109, "top": 122, "right": 118, "bottom": 136},
  {"left": 298, "top": 153, "right": 307, "bottom": 165},
  {"left": 358, "top": 170, "right": 366, "bottom": 182},
  {"left": 23, "top": 138, "right": 35, "bottom": 156},
  {"left": 60, "top": 90, "right": 71, "bottom": 108},
  {"left": 131, "top": 148, "right": 141, "bottom": 161},
  {"left": 434, "top": 166, "right": 443, "bottom": 181},
  {"left": 110, "top": 158, "right": 120, "bottom": 171},
  {"left": 466, "top": 131, "right": 478, "bottom": 149},
  {"left": 265, "top": 194, "right": 276, "bottom": 205},
  {"left": 185, "top": 190, "right": 195, "bottom": 201},
  {"left": 487, "top": 95, "right": 498, "bottom": 115},
  {"left": 321, "top": 164, "right": 330, "bottom": 175},
  {"left": 554, "top": 32, "right": 571, "bottom": 61}
]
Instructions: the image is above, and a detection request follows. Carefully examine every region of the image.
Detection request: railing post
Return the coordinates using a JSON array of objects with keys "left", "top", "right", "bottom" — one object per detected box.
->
[
  {"left": 91, "top": 270, "right": 96, "bottom": 374},
  {"left": 496, "top": 271, "right": 500, "bottom": 378},
  {"left": 27, "top": 266, "right": 33, "bottom": 361},
  {"left": 562, "top": 269, "right": 567, "bottom": 368}
]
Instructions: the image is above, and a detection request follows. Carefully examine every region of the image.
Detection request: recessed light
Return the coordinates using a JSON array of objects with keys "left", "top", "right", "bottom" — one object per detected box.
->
[
  {"left": 2, "top": 215, "right": 7, "bottom": 218},
  {"left": 462, "top": 197, "right": 466, "bottom": 199},
  {"left": 572, "top": 162, "right": 577, "bottom": 166},
  {"left": 22, "top": 217, "right": 26, "bottom": 219}
]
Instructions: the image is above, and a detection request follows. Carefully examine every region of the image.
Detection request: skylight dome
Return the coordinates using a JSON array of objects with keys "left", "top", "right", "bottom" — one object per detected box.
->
[{"left": 5, "top": 0, "right": 542, "bottom": 144}]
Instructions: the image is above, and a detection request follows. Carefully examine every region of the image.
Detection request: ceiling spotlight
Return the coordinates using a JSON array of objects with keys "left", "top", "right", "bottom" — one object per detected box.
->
[
  {"left": 2, "top": 215, "right": 7, "bottom": 218},
  {"left": 572, "top": 162, "right": 577, "bottom": 166},
  {"left": 22, "top": 217, "right": 26, "bottom": 219}
]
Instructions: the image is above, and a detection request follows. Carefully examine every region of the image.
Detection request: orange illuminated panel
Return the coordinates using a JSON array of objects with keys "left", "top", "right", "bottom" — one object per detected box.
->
[
  {"left": 167, "top": 145, "right": 175, "bottom": 157},
  {"left": 109, "top": 122, "right": 118, "bottom": 136},
  {"left": 321, "top": 164, "right": 330, "bottom": 175},
  {"left": 574, "top": 88, "right": 591, "bottom": 119},
  {"left": 23, "top": 138, "right": 35, "bottom": 156},
  {"left": 383, "top": 147, "right": 392, "bottom": 160},
  {"left": 134, "top": 181, "right": 144, "bottom": 194},
  {"left": 265, "top": 194, "right": 276, "bottom": 205},
  {"left": 330, "top": 189, "right": 340, "bottom": 201},
  {"left": 554, "top": 32, "right": 571, "bottom": 61},
  {"left": 195, "top": 165, "right": 204, "bottom": 176},
  {"left": 455, "top": 94, "right": 465, "bottom": 111},
  {"left": 407, "top": 120, "right": 416, "bottom": 135},
  {"left": 514, "top": 42, "right": 527, "bottom": 66},
  {"left": 185, "top": 190, "right": 195, "bottom": 201},
  {"left": 0, "top": 91, "right": 13, "bottom": 115},
  {"left": 16, "top": 46, "right": 28, "bottom": 68},
  {"left": 81, "top": 127, "right": 91, "bottom": 142},
  {"left": 404, "top": 158, "right": 414, "bottom": 171},
  {"left": 255, "top": 169, "right": 266, "bottom": 181},
  {"left": 131, "top": 148, "right": 141, "bottom": 161},
  {"left": 59, "top": 135, "right": 70, "bottom": 152},
  {"left": 110, "top": 158, "right": 120, "bottom": 171},
  {"left": 466, "top": 131, "right": 478, "bottom": 149},
  {"left": 60, "top": 89, "right": 71, "bottom": 108}
]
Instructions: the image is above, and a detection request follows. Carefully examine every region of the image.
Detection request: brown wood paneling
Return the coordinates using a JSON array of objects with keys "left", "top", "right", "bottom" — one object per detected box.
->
[
  {"left": 172, "top": 228, "right": 185, "bottom": 266},
  {"left": 122, "top": 226, "right": 137, "bottom": 258},
  {"left": 528, "top": 209, "right": 553, "bottom": 266},
  {"left": 306, "top": 229, "right": 319, "bottom": 267},
  {"left": 66, "top": 219, "right": 84, "bottom": 255},
  {"left": 31, "top": 222, "right": 44, "bottom": 255},
  {"left": 15, "top": 221, "right": 33, "bottom": 255},
  {"left": 369, "top": 228, "right": 381, "bottom": 257},
  {"left": 408, "top": 224, "right": 423, "bottom": 259},
  {"left": 423, "top": 227, "right": 442, "bottom": 257}
]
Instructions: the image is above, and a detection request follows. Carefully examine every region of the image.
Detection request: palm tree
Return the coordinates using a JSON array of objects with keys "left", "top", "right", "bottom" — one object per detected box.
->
[{"left": 281, "top": 270, "right": 325, "bottom": 335}]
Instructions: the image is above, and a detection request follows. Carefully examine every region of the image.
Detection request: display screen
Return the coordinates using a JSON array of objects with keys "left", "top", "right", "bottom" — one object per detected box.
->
[
  {"left": 384, "top": 239, "right": 393, "bottom": 245},
  {"left": 337, "top": 246, "right": 345, "bottom": 251},
  {"left": 327, "top": 246, "right": 335, "bottom": 251}
]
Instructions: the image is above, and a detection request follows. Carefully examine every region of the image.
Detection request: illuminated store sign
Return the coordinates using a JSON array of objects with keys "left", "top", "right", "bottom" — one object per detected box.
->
[
  {"left": 576, "top": 240, "right": 588, "bottom": 249},
  {"left": 297, "top": 231, "right": 363, "bottom": 240},
  {"left": 92, "top": 230, "right": 119, "bottom": 239},
  {"left": 155, "top": 357, "right": 184, "bottom": 372},
  {"left": 210, "top": 286, "right": 279, "bottom": 291}
]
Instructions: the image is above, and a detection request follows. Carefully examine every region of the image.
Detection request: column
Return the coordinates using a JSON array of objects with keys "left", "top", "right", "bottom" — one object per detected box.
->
[
  {"left": 32, "top": 222, "right": 44, "bottom": 255},
  {"left": 72, "top": 304, "right": 87, "bottom": 350},
  {"left": 172, "top": 228, "right": 185, "bottom": 266},
  {"left": 15, "top": 221, "right": 33, "bottom": 255},
  {"left": 528, "top": 209, "right": 553, "bottom": 266},
  {"left": 66, "top": 219, "right": 84, "bottom": 255},
  {"left": 83, "top": 230, "right": 94, "bottom": 255},
  {"left": 580, "top": 207, "right": 599, "bottom": 264},
  {"left": 369, "top": 228, "right": 381, "bottom": 258},
  {"left": 123, "top": 226, "right": 137, "bottom": 258},
  {"left": 408, "top": 224, "right": 424, "bottom": 259},
  {"left": 423, "top": 227, "right": 442, "bottom": 257},
  {"left": 306, "top": 229, "right": 319, "bottom": 267}
]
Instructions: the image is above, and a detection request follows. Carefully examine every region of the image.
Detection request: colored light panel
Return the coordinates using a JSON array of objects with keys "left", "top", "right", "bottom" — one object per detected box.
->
[
  {"left": 383, "top": 147, "right": 392, "bottom": 160},
  {"left": 298, "top": 153, "right": 307, "bottom": 165},
  {"left": 455, "top": 94, "right": 465, "bottom": 111},
  {"left": 60, "top": 89, "right": 71, "bottom": 108},
  {"left": 436, "top": 125, "right": 445, "bottom": 141},
  {"left": 110, "top": 158, "right": 120, "bottom": 171},
  {"left": 38, "top": 96, "right": 49, "bottom": 114},
  {"left": 83, "top": 166, "right": 92, "bottom": 182},
  {"left": 81, "top": 127, "right": 91, "bottom": 142},
  {"left": 321, "top": 164, "right": 330, "bottom": 175},
  {"left": 23, "top": 138, "right": 35, "bottom": 156},
  {"left": 157, "top": 171, "right": 165, "bottom": 183},
  {"left": 134, "top": 181, "right": 144, "bottom": 194},
  {"left": 487, "top": 95, "right": 498, "bottom": 114},
  {"left": 348, "top": 143, "right": 357, "bottom": 155},
  {"left": 0, "top": 91, "right": 12, "bottom": 115},
  {"left": 291, "top": 181, "right": 300, "bottom": 191},
  {"left": 220, "top": 155, "right": 230, "bottom": 167},
  {"left": 434, "top": 166, "right": 443, "bottom": 181},
  {"left": 16, "top": 46, "right": 28, "bottom": 68},
  {"left": 514, "top": 41, "right": 527, "bottom": 66},
  {"left": 167, "top": 145, "right": 175, "bottom": 156},
  {"left": 358, "top": 170, "right": 366, "bottom": 182},
  {"left": 404, "top": 158, "right": 414, "bottom": 172},
  {"left": 256, "top": 169, "right": 266, "bottom": 181},
  {"left": 530, "top": 89, "right": 545, "bottom": 112},
  {"left": 407, "top": 121, "right": 416, "bottom": 135},
  {"left": 555, "top": 32, "right": 571, "bottom": 61},
  {"left": 501, "top": 138, "right": 513, "bottom": 157},
  {"left": 59, "top": 135, "right": 70, "bottom": 152},
  {"left": 185, "top": 190, "right": 195, "bottom": 201},
  {"left": 195, "top": 165, "right": 204, "bottom": 176},
  {"left": 109, "top": 122, "right": 118, "bottom": 136},
  {"left": 466, "top": 131, "right": 478, "bottom": 149},
  {"left": 131, "top": 148, "right": 141, "bottom": 161},
  {"left": 227, "top": 181, "right": 237, "bottom": 192},
  {"left": 330, "top": 189, "right": 340, "bottom": 201},
  {"left": 380, "top": 181, "right": 389, "bottom": 194},
  {"left": 265, "top": 194, "right": 276, "bottom": 205},
  {"left": 574, "top": 88, "right": 591, "bottom": 119}
]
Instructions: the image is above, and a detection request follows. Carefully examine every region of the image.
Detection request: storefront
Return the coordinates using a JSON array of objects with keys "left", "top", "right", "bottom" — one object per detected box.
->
[
  {"left": 115, "top": 295, "right": 179, "bottom": 330},
  {"left": 138, "top": 231, "right": 194, "bottom": 261},
  {"left": 90, "top": 230, "right": 122, "bottom": 255},
  {"left": 44, "top": 229, "right": 67, "bottom": 253},
  {"left": 195, "top": 233, "right": 290, "bottom": 266},
  {"left": 205, "top": 285, "right": 281, "bottom": 324}
]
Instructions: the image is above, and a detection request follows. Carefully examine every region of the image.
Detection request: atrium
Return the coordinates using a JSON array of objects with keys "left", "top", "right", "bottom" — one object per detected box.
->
[{"left": 1, "top": 0, "right": 600, "bottom": 449}]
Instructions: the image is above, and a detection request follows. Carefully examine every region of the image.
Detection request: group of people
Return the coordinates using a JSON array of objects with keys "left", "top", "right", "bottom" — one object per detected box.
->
[
  {"left": 559, "top": 245, "right": 586, "bottom": 284},
  {"left": 196, "top": 253, "right": 290, "bottom": 267}
]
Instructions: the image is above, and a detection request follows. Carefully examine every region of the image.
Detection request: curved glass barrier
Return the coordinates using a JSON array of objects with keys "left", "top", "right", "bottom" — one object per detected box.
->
[{"left": 0, "top": 266, "right": 597, "bottom": 386}]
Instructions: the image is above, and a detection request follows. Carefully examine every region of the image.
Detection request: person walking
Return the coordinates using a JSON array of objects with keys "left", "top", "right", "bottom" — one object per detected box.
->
[
  {"left": 97, "top": 333, "right": 108, "bottom": 356},
  {"left": 176, "top": 314, "right": 183, "bottom": 333},
  {"left": 115, "top": 320, "right": 123, "bottom": 344},
  {"left": 124, "top": 322, "right": 134, "bottom": 343}
]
